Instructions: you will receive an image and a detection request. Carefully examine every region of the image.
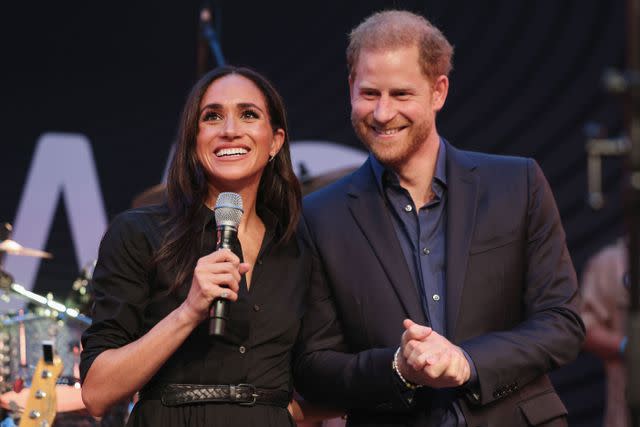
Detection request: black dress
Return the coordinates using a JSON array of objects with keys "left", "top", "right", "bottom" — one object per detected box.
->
[{"left": 80, "top": 204, "right": 310, "bottom": 426}]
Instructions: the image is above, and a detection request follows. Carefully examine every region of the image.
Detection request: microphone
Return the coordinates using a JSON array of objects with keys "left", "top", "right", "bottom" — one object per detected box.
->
[{"left": 210, "top": 192, "right": 243, "bottom": 336}]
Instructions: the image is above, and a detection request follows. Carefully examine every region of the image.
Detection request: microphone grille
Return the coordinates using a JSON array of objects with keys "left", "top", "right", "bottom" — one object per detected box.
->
[{"left": 214, "top": 192, "right": 243, "bottom": 227}]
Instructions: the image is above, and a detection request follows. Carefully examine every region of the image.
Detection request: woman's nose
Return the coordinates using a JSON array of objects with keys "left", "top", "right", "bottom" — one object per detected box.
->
[{"left": 221, "top": 117, "right": 240, "bottom": 138}]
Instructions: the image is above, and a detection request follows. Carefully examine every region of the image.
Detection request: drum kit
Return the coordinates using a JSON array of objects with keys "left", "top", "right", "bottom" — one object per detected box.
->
[{"left": 0, "top": 224, "right": 124, "bottom": 426}]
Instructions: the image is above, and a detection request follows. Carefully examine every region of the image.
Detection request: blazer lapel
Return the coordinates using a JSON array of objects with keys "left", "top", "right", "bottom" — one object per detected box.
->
[
  {"left": 346, "top": 159, "right": 427, "bottom": 324},
  {"left": 445, "top": 143, "right": 478, "bottom": 338}
]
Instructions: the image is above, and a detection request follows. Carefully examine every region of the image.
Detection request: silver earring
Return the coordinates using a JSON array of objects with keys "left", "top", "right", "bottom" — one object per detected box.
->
[{"left": 268, "top": 154, "right": 275, "bottom": 162}]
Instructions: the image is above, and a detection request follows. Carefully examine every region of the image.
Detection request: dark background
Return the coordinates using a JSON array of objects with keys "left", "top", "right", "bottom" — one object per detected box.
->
[{"left": 1, "top": 1, "right": 627, "bottom": 425}]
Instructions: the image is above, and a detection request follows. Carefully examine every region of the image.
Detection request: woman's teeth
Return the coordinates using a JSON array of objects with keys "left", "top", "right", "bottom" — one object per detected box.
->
[{"left": 215, "top": 147, "right": 248, "bottom": 157}]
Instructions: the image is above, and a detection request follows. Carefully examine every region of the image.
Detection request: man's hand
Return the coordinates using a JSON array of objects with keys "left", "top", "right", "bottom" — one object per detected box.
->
[{"left": 398, "top": 319, "right": 471, "bottom": 388}]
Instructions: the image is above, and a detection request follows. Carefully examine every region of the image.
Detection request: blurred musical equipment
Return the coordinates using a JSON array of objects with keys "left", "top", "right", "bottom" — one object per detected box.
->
[
  {"left": 0, "top": 267, "right": 90, "bottom": 420},
  {"left": 18, "top": 341, "right": 63, "bottom": 427},
  {"left": 64, "top": 260, "right": 96, "bottom": 316},
  {"left": 589, "top": 2, "right": 640, "bottom": 424},
  {"left": 0, "top": 267, "right": 91, "bottom": 325},
  {"left": 1, "top": 310, "right": 86, "bottom": 391},
  {"left": 584, "top": 122, "right": 629, "bottom": 210}
]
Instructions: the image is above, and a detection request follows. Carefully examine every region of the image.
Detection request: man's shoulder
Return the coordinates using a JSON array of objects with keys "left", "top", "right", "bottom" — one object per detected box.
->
[
  {"left": 303, "top": 163, "right": 366, "bottom": 207},
  {"left": 449, "top": 145, "right": 536, "bottom": 185},
  {"left": 453, "top": 146, "right": 532, "bottom": 169}
]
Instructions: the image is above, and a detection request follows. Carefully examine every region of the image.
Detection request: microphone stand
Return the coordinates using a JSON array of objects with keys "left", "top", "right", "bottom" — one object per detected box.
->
[{"left": 198, "top": 1, "right": 225, "bottom": 72}]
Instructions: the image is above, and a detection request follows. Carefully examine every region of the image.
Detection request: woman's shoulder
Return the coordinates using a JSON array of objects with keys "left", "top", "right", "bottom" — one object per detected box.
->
[
  {"left": 102, "top": 203, "right": 170, "bottom": 247},
  {"left": 111, "top": 203, "right": 169, "bottom": 228}
]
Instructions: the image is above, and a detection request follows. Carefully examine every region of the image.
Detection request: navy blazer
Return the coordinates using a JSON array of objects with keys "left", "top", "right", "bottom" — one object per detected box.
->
[{"left": 294, "top": 142, "right": 585, "bottom": 427}]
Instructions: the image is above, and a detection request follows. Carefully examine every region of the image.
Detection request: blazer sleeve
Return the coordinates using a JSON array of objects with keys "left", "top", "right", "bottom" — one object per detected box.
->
[
  {"left": 293, "top": 215, "right": 410, "bottom": 411},
  {"left": 459, "top": 159, "right": 585, "bottom": 406}
]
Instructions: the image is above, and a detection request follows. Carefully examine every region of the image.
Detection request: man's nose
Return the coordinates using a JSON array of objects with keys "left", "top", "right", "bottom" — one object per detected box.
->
[{"left": 373, "top": 95, "right": 395, "bottom": 124}]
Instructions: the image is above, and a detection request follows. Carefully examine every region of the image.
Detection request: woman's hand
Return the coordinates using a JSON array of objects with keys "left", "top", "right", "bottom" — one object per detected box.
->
[{"left": 179, "top": 248, "right": 250, "bottom": 324}]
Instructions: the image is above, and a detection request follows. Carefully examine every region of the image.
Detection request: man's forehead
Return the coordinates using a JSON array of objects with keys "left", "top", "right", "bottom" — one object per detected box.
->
[
  {"left": 352, "top": 46, "right": 421, "bottom": 72},
  {"left": 350, "top": 47, "right": 430, "bottom": 87}
]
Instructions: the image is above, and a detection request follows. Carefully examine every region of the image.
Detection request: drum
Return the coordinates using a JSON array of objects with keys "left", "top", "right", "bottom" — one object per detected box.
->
[
  {"left": 1, "top": 311, "right": 87, "bottom": 387},
  {"left": 0, "top": 310, "right": 128, "bottom": 426},
  {"left": 0, "top": 310, "right": 87, "bottom": 423}
]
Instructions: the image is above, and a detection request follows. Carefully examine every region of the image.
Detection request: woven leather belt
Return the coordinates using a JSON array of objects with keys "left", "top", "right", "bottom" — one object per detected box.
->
[{"left": 140, "top": 384, "right": 291, "bottom": 408}]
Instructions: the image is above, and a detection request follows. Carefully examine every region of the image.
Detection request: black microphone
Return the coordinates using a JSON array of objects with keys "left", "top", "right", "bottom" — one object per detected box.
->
[{"left": 210, "top": 192, "right": 243, "bottom": 337}]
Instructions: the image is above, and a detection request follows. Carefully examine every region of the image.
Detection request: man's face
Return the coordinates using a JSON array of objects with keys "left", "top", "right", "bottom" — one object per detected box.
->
[{"left": 349, "top": 45, "right": 447, "bottom": 169}]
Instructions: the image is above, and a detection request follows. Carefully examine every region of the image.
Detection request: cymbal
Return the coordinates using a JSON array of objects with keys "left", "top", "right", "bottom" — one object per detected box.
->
[{"left": 0, "top": 240, "right": 52, "bottom": 259}]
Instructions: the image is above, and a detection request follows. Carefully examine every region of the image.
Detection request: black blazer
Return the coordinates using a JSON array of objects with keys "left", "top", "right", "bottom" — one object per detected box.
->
[{"left": 294, "top": 142, "right": 585, "bottom": 427}]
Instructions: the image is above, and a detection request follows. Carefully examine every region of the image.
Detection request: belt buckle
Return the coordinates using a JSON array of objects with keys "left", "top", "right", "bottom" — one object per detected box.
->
[{"left": 236, "top": 383, "right": 258, "bottom": 406}]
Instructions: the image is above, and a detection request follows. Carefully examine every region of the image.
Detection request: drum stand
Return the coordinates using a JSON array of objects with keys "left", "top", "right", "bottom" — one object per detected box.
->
[{"left": 0, "top": 269, "right": 90, "bottom": 327}]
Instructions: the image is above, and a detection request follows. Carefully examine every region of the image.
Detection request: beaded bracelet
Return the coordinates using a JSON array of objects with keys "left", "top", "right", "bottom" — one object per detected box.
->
[{"left": 392, "top": 347, "right": 420, "bottom": 390}]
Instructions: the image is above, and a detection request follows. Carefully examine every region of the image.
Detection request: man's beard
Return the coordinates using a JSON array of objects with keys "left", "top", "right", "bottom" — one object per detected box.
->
[{"left": 351, "top": 112, "right": 430, "bottom": 169}]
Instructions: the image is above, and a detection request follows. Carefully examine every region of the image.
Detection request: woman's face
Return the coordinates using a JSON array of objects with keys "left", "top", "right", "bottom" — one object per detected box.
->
[{"left": 196, "top": 74, "right": 284, "bottom": 192}]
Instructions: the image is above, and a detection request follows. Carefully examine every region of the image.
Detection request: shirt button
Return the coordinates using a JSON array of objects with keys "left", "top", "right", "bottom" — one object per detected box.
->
[
  {"left": 239, "top": 346, "right": 246, "bottom": 354},
  {"left": 432, "top": 294, "right": 440, "bottom": 302},
  {"left": 253, "top": 304, "right": 260, "bottom": 312},
  {"left": 422, "top": 248, "right": 430, "bottom": 255},
  {"left": 404, "top": 204, "right": 413, "bottom": 212}
]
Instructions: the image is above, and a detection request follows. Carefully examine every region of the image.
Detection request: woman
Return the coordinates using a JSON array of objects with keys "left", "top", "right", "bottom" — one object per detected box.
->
[{"left": 80, "top": 66, "right": 308, "bottom": 426}]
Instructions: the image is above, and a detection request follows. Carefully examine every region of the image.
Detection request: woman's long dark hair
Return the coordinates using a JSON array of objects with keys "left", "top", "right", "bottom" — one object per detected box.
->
[{"left": 155, "top": 66, "right": 301, "bottom": 292}]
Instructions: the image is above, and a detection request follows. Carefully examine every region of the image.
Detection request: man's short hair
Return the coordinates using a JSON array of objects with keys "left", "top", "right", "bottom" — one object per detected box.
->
[{"left": 347, "top": 10, "right": 454, "bottom": 81}]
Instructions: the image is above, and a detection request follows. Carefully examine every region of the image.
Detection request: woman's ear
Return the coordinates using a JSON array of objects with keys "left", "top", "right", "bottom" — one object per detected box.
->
[{"left": 270, "top": 128, "right": 285, "bottom": 157}]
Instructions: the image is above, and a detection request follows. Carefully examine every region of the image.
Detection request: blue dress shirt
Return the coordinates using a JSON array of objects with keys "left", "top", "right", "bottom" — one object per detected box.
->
[{"left": 370, "top": 140, "right": 471, "bottom": 426}]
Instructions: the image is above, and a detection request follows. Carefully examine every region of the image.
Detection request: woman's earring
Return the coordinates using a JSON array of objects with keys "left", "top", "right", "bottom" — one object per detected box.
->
[{"left": 268, "top": 154, "right": 275, "bottom": 162}]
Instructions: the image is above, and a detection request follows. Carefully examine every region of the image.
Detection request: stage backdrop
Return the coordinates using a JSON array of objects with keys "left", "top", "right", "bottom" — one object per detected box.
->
[{"left": 1, "top": 1, "right": 625, "bottom": 425}]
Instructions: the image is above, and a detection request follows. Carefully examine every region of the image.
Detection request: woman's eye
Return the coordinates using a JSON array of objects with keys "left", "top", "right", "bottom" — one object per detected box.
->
[
  {"left": 241, "top": 110, "right": 259, "bottom": 119},
  {"left": 202, "top": 111, "right": 222, "bottom": 121}
]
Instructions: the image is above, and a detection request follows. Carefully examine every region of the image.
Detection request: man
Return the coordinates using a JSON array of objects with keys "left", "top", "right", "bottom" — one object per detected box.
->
[
  {"left": 294, "top": 10, "right": 585, "bottom": 426},
  {"left": 581, "top": 239, "right": 629, "bottom": 427}
]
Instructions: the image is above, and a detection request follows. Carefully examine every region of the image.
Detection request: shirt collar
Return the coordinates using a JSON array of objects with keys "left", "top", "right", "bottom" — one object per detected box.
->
[
  {"left": 197, "top": 202, "right": 280, "bottom": 237},
  {"left": 370, "top": 138, "right": 448, "bottom": 193}
]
